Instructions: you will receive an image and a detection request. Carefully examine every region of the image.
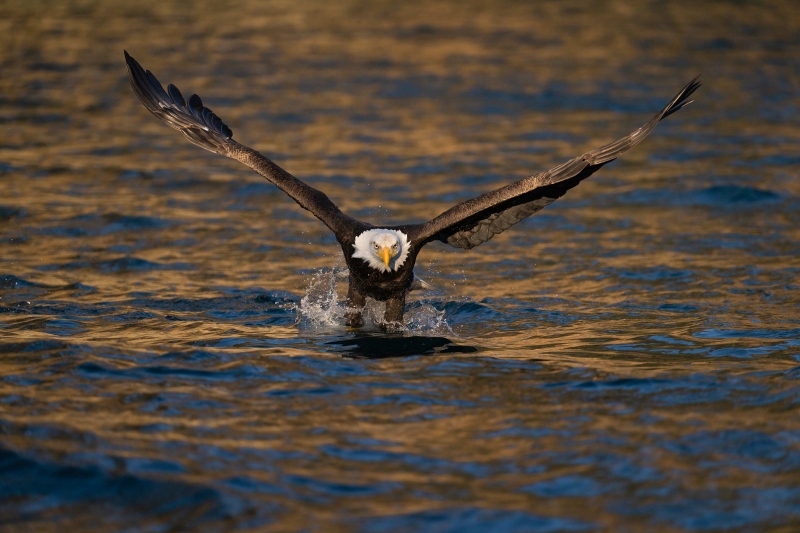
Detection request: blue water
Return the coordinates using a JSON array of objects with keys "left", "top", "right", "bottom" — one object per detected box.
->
[{"left": 1, "top": 1, "right": 800, "bottom": 531}]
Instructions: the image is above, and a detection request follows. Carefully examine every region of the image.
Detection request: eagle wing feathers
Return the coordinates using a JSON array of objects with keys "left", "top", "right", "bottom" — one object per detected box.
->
[
  {"left": 415, "top": 76, "right": 701, "bottom": 249},
  {"left": 124, "top": 51, "right": 358, "bottom": 239}
]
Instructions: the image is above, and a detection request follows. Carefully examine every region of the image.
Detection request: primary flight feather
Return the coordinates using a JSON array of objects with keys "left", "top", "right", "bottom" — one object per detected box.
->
[{"left": 124, "top": 51, "right": 700, "bottom": 329}]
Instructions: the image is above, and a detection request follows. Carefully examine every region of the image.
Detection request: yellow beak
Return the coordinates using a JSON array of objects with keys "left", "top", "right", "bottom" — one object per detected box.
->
[{"left": 380, "top": 246, "right": 392, "bottom": 268}]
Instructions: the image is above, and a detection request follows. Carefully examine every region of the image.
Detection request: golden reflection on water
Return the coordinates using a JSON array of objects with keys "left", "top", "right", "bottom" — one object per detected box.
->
[
  {"left": 0, "top": 0, "right": 795, "bottom": 355},
  {"left": 1, "top": 1, "right": 800, "bottom": 529},
  {"left": 1, "top": 0, "right": 800, "bottom": 361}
]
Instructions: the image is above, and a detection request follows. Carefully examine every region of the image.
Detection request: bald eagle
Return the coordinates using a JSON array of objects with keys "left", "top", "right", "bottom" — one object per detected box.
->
[{"left": 124, "top": 51, "right": 700, "bottom": 329}]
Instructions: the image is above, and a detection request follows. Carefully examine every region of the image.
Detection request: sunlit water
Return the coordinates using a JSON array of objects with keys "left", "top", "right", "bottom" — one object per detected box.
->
[{"left": 1, "top": 1, "right": 799, "bottom": 531}]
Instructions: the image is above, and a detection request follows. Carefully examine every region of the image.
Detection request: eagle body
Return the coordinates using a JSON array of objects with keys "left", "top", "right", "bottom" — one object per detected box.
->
[
  {"left": 124, "top": 51, "right": 700, "bottom": 329},
  {"left": 345, "top": 237, "right": 416, "bottom": 297},
  {"left": 334, "top": 227, "right": 418, "bottom": 326},
  {"left": 345, "top": 252, "right": 417, "bottom": 302}
]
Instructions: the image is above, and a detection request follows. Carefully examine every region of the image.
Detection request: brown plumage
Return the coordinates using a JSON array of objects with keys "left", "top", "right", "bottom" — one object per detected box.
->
[{"left": 124, "top": 51, "right": 700, "bottom": 328}]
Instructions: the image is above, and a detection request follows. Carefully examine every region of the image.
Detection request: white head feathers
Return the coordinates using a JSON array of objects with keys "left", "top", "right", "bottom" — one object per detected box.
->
[{"left": 352, "top": 229, "right": 410, "bottom": 273}]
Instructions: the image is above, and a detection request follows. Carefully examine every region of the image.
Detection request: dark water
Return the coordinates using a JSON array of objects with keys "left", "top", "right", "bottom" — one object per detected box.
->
[{"left": 2, "top": 0, "right": 800, "bottom": 530}]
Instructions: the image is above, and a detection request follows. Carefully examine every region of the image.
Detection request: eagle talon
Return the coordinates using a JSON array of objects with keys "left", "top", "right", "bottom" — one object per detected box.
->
[
  {"left": 345, "top": 309, "right": 364, "bottom": 329},
  {"left": 380, "top": 320, "right": 405, "bottom": 333}
]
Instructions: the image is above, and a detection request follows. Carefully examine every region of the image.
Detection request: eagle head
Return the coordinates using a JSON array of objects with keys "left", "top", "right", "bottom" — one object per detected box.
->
[{"left": 352, "top": 229, "right": 410, "bottom": 273}]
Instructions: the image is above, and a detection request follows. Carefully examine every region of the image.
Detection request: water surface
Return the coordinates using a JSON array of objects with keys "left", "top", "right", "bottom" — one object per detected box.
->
[{"left": 1, "top": 0, "right": 799, "bottom": 530}]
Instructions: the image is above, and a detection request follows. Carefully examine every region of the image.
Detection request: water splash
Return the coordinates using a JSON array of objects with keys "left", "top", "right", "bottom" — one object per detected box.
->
[
  {"left": 404, "top": 300, "right": 450, "bottom": 335},
  {"left": 296, "top": 265, "right": 347, "bottom": 329},
  {"left": 296, "top": 263, "right": 450, "bottom": 334}
]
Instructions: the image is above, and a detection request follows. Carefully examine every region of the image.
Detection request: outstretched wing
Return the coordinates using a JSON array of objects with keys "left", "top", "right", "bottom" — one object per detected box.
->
[
  {"left": 124, "top": 51, "right": 360, "bottom": 239},
  {"left": 413, "top": 77, "right": 701, "bottom": 249}
]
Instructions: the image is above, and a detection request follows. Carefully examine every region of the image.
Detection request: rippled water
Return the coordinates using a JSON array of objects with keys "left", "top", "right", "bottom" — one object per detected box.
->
[{"left": 2, "top": 0, "right": 800, "bottom": 530}]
